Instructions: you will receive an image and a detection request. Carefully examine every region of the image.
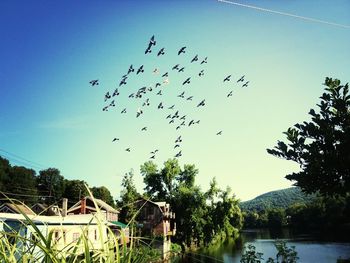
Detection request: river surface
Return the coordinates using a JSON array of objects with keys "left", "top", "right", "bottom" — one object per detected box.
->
[{"left": 175, "top": 228, "right": 350, "bottom": 263}]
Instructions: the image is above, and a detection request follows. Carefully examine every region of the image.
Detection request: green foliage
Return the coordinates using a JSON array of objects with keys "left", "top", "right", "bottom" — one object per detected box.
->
[
  {"left": 267, "top": 78, "right": 350, "bottom": 196},
  {"left": 240, "top": 187, "right": 316, "bottom": 212},
  {"left": 90, "top": 186, "right": 115, "bottom": 207},
  {"left": 37, "top": 168, "right": 65, "bottom": 205},
  {"left": 240, "top": 244, "right": 264, "bottom": 263},
  {"left": 63, "top": 179, "right": 90, "bottom": 204}
]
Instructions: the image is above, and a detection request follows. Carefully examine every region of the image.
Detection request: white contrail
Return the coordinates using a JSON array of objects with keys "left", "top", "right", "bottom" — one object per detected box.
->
[{"left": 217, "top": 0, "right": 350, "bottom": 29}]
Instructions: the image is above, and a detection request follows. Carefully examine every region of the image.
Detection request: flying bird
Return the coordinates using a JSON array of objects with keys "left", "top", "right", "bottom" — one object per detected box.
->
[
  {"left": 169, "top": 119, "right": 175, "bottom": 124},
  {"left": 112, "top": 88, "right": 120, "bottom": 97},
  {"left": 150, "top": 155, "right": 155, "bottom": 159},
  {"left": 157, "top": 48, "right": 165, "bottom": 56},
  {"left": 127, "top": 65, "right": 134, "bottom": 74},
  {"left": 176, "top": 126, "right": 181, "bottom": 130},
  {"left": 198, "top": 70, "right": 204, "bottom": 77},
  {"left": 121, "top": 108, "right": 127, "bottom": 114},
  {"left": 125, "top": 148, "right": 131, "bottom": 152},
  {"left": 137, "top": 65, "right": 144, "bottom": 74},
  {"left": 109, "top": 100, "right": 115, "bottom": 107},
  {"left": 149, "top": 35, "right": 156, "bottom": 46},
  {"left": 102, "top": 106, "right": 109, "bottom": 111},
  {"left": 175, "top": 151, "right": 182, "bottom": 158},
  {"left": 172, "top": 64, "right": 180, "bottom": 70},
  {"left": 174, "top": 144, "right": 180, "bottom": 148},
  {"left": 129, "top": 93, "right": 135, "bottom": 98},
  {"left": 182, "top": 77, "right": 191, "bottom": 85},
  {"left": 145, "top": 45, "right": 152, "bottom": 54},
  {"left": 155, "top": 82, "right": 161, "bottom": 88},
  {"left": 141, "top": 127, "right": 147, "bottom": 131},
  {"left": 227, "top": 91, "right": 233, "bottom": 97},
  {"left": 197, "top": 99, "right": 205, "bottom": 107},
  {"left": 166, "top": 114, "right": 172, "bottom": 119},
  {"left": 158, "top": 102, "right": 164, "bottom": 109},
  {"left": 188, "top": 120, "right": 195, "bottom": 126},
  {"left": 242, "top": 81, "right": 249, "bottom": 87},
  {"left": 223, "top": 75, "right": 231, "bottom": 82},
  {"left": 175, "top": 136, "right": 182, "bottom": 143},
  {"left": 178, "top": 67, "right": 185, "bottom": 73},
  {"left": 178, "top": 46, "right": 186, "bottom": 55},
  {"left": 186, "top": 96, "right": 193, "bottom": 101},
  {"left": 89, "top": 79, "right": 99, "bottom": 86},
  {"left": 104, "top": 92, "right": 111, "bottom": 101},
  {"left": 168, "top": 105, "right": 175, "bottom": 110},
  {"left": 191, "top": 55, "right": 198, "bottom": 63},
  {"left": 178, "top": 91, "right": 185, "bottom": 98},
  {"left": 153, "top": 68, "right": 159, "bottom": 74},
  {"left": 216, "top": 131, "right": 223, "bottom": 135},
  {"left": 162, "top": 72, "right": 168, "bottom": 78},
  {"left": 157, "top": 90, "right": 162, "bottom": 95},
  {"left": 112, "top": 138, "right": 119, "bottom": 142},
  {"left": 180, "top": 115, "right": 186, "bottom": 120},
  {"left": 237, "top": 75, "right": 245, "bottom": 82},
  {"left": 200, "top": 57, "right": 208, "bottom": 64},
  {"left": 142, "top": 98, "right": 150, "bottom": 107},
  {"left": 119, "top": 78, "right": 127, "bottom": 86},
  {"left": 136, "top": 108, "right": 143, "bottom": 118}
]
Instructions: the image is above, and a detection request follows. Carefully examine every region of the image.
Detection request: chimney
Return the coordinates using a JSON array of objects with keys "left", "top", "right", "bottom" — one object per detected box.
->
[
  {"left": 80, "top": 197, "right": 86, "bottom": 214},
  {"left": 62, "top": 198, "right": 68, "bottom": 217}
]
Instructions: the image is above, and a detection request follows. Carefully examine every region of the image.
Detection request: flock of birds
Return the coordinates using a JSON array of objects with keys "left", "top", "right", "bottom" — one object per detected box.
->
[{"left": 89, "top": 35, "right": 250, "bottom": 160}]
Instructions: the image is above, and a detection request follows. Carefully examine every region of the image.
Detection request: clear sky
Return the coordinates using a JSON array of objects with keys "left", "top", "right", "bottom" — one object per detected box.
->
[{"left": 1, "top": 0, "right": 349, "bottom": 201}]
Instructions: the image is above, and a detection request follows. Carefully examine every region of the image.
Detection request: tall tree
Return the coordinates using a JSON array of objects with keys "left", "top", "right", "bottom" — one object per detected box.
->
[
  {"left": 91, "top": 186, "right": 115, "bottom": 207},
  {"left": 37, "top": 168, "right": 65, "bottom": 205},
  {"left": 0, "top": 156, "right": 10, "bottom": 191},
  {"left": 63, "top": 179, "right": 89, "bottom": 204},
  {"left": 267, "top": 78, "right": 350, "bottom": 196}
]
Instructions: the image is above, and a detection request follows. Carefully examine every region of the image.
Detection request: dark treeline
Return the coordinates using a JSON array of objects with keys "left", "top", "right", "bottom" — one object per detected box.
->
[{"left": 0, "top": 156, "right": 115, "bottom": 207}]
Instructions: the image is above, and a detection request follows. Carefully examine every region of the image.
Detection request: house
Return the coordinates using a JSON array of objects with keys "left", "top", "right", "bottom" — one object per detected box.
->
[
  {"left": 0, "top": 202, "right": 36, "bottom": 215},
  {"left": 135, "top": 198, "right": 176, "bottom": 259},
  {"left": 31, "top": 203, "right": 61, "bottom": 216},
  {"left": 67, "top": 196, "right": 119, "bottom": 221}
]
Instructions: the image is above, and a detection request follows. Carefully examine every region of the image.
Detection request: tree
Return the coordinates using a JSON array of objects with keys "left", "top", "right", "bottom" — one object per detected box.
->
[
  {"left": 118, "top": 170, "right": 140, "bottom": 223},
  {"left": 37, "top": 168, "right": 65, "bottom": 205},
  {"left": 91, "top": 186, "right": 115, "bottom": 207},
  {"left": 63, "top": 179, "right": 89, "bottom": 204},
  {"left": 267, "top": 78, "right": 350, "bottom": 196},
  {"left": 0, "top": 156, "right": 10, "bottom": 191}
]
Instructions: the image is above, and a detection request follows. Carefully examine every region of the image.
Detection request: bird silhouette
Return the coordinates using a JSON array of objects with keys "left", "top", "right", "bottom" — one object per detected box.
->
[
  {"left": 173, "top": 111, "right": 179, "bottom": 118},
  {"left": 237, "top": 75, "right": 245, "bottom": 82},
  {"left": 153, "top": 68, "right": 159, "bottom": 74},
  {"left": 136, "top": 108, "right": 143, "bottom": 118},
  {"left": 174, "top": 144, "right": 180, "bottom": 148},
  {"left": 104, "top": 92, "right": 111, "bottom": 101},
  {"left": 112, "top": 138, "right": 119, "bottom": 142},
  {"left": 150, "top": 155, "right": 155, "bottom": 159},
  {"left": 155, "top": 82, "right": 161, "bottom": 88},
  {"left": 180, "top": 121, "right": 186, "bottom": 126},
  {"left": 112, "top": 88, "right": 120, "bottom": 97},
  {"left": 145, "top": 45, "right": 152, "bottom": 54},
  {"left": 109, "top": 100, "right": 115, "bottom": 107},
  {"left": 166, "top": 114, "right": 172, "bottom": 119},
  {"left": 178, "top": 91, "right": 185, "bottom": 98},
  {"left": 242, "top": 81, "right": 249, "bottom": 87},
  {"left": 227, "top": 91, "right": 233, "bottom": 97},
  {"left": 142, "top": 98, "right": 150, "bottom": 107},
  {"left": 141, "top": 127, "right": 147, "bottom": 131},
  {"left": 127, "top": 65, "right": 134, "bottom": 74},
  {"left": 182, "top": 77, "right": 191, "bottom": 85},
  {"left": 198, "top": 70, "right": 204, "bottom": 77},
  {"left": 180, "top": 115, "right": 186, "bottom": 120},
  {"left": 121, "top": 108, "right": 127, "bottom": 114},
  {"left": 89, "top": 80, "right": 99, "bottom": 86},
  {"left": 200, "top": 57, "right": 208, "bottom": 64},
  {"left": 172, "top": 64, "right": 180, "bottom": 70},
  {"left": 137, "top": 65, "right": 144, "bottom": 74},
  {"left": 102, "top": 106, "right": 109, "bottom": 111},
  {"left": 157, "top": 48, "right": 165, "bottom": 56},
  {"left": 168, "top": 105, "right": 175, "bottom": 110},
  {"left": 195, "top": 120, "right": 200, "bottom": 124},
  {"left": 178, "top": 46, "right": 186, "bottom": 55},
  {"left": 186, "top": 96, "right": 193, "bottom": 101},
  {"left": 158, "top": 102, "right": 164, "bottom": 109},
  {"left": 191, "top": 55, "right": 198, "bottom": 63},
  {"left": 197, "top": 99, "right": 205, "bottom": 107},
  {"left": 175, "top": 151, "right": 182, "bottom": 158},
  {"left": 119, "top": 78, "right": 127, "bottom": 86},
  {"left": 125, "top": 148, "right": 131, "bottom": 152},
  {"left": 216, "top": 131, "right": 223, "bottom": 135},
  {"left": 178, "top": 67, "right": 185, "bottom": 73},
  {"left": 188, "top": 120, "right": 195, "bottom": 126},
  {"left": 148, "top": 86, "right": 153, "bottom": 92},
  {"left": 129, "top": 93, "right": 135, "bottom": 98},
  {"left": 157, "top": 90, "right": 162, "bottom": 95},
  {"left": 176, "top": 126, "right": 181, "bottom": 130},
  {"left": 149, "top": 35, "right": 156, "bottom": 46},
  {"left": 223, "top": 75, "right": 231, "bottom": 82},
  {"left": 162, "top": 72, "right": 168, "bottom": 78},
  {"left": 175, "top": 136, "right": 182, "bottom": 143},
  {"left": 169, "top": 119, "right": 175, "bottom": 124}
]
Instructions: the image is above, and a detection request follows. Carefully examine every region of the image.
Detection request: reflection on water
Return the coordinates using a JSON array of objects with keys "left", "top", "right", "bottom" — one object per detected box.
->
[{"left": 176, "top": 228, "right": 350, "bottom": 263}]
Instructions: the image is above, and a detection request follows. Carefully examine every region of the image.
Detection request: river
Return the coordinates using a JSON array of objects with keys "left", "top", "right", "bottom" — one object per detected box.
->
[{"left": 175, "top": 228, "right": 350, "bottom": 262}]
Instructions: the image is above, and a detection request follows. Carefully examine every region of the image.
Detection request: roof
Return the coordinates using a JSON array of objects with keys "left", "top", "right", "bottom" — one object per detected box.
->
[
  {"left": 0, "top": 203, "right": 36, "bottom": 215},
  {"left": 110, "top": 221, "right": 128, "bottom": 228},
  {"left": 31, "top": 203, "right": 61, "bottom": 216},
  {"left": 67, "top": 196, "right": 119, "bottom": 214}
]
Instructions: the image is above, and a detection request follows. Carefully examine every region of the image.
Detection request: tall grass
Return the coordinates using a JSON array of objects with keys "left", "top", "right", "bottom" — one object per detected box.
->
[{"left": 0, "top": 193, "right": 161, "bottom": 263}]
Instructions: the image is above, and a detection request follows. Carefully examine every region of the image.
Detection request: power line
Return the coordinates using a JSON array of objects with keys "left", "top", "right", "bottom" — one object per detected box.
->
[
  {"left": 217, "top": 0, "right": 350, "bottom": 29},
  {"left": 0, "top": 148, "right": 47, "bottom": 170},
  {"left": 0, "top": 191, "right": 52, "bottom": 198}
]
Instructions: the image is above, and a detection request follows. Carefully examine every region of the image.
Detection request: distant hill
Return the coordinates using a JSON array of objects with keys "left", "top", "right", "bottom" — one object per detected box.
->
[{"left": 240, "top": 187, "right": 316, "bottom": 212}]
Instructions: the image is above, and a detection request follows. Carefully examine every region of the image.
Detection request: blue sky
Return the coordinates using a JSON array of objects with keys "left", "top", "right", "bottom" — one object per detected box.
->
[{"left": 1, "top": 0, "right": 349, "bottom": 201}]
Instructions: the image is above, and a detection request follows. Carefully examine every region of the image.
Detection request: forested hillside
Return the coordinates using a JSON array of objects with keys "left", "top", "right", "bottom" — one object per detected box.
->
[{"left": 240, "top": 187, "right": 316, "bottom": 212}]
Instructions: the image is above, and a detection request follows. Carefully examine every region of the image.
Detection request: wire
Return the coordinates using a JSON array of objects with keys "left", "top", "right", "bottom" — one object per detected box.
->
[
  {"left": 0, "top": 191, "right": 52, "bottom": 198},
  {"left": 217, "top": 0, "right": 350, "bottom": 29},
  {"left": 0, "top": 148, "right": 47, "bottom": 170}
]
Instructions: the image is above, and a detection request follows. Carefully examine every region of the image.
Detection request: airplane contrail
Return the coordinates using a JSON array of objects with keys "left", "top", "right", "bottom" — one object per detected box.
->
[{"left": 217, "top": 0, "right": 350, "bottom": 29}]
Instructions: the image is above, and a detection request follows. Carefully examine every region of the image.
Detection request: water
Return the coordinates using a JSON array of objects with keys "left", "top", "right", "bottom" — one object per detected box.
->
[{"left": 176, "top": 228, "right": 350, "bottom": 263}]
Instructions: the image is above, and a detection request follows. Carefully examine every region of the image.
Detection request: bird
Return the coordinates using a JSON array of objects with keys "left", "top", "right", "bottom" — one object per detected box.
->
[
  {"left": 168, "top": 105, "right": 175, "bottom": 110},
  {"left": 119, "top": 78, "right": 127, "bottom": 86},
  {"left": 137, "top": 65, "right": 144, "bottom": 74},
  {"left": 149, "top": 35, "right": 156, "bottom": 46},
  {"left": 104, "top": 92, "right": 111, "bottom": 101},
  {"left": 191, "top": 55, "right": 198, "bottom": 63},
  {"left": 198, "top": 70, "right": 204, "bottom": 77},
  {"left": 227, "top": 91, "right": 233, "bottom": 97},
  {"left": 141, "top": 127, "right": 147, "bottom": 131},
  {"left": 150, "top": 155, "right": 155, "bottom": 159},
  {"left": 153, "top": 68, "right": 159, "bottom": 74},
  {"left": 180, "top": 115, "right": 186, "bottom": 120},
  {"left": 178, "top": 67, "right": 185, "bottom": 73},
  {"left": 142, "top": 98, "right": 150, "bottom": 107},
  {"left": 237, "top": 75, "right": 245, "bottom": 82},
  {"left": 195, "top": 120, "right": 200, "bottom": 124},
  {"left": 157, "top": 90, "right": 163, "bottom": 95},
  {"left": 157, "top": 48, "right": 165, "bottom": 56},
  {"left": 102, "top": 106, "right": 109, "bottom": 111},
  {"left": 178, "top": 91, "right": 185, "bottom": 98},
  {"left": 155, "top": 82, "right": 161, "bottom": 88},
  {"left": 129, "top": 93, "right": 135, "bottom": 98},
  {"left": 136, "top": 108, "right": 143, "bottom": 118},
  {"left": 216, "top": 131, "right": 223, "bottom": 135},
  {"left": 172, "top": 64, "right": 180, "bottom": 70},
  {"left": 223, "top": 75, "right": 231, "bottom": 82},
  {"left": 242, "top": 81, "right": 249, "bottom": 87},
  {"left": 127, "top": 65, "right": 134, "bottom": 74},
  {"left": 188, "top": 120, "right": 195, "bottom": 126},
  {"left": 169, "top": 119, "right": 175, "bottom": 124},
  {"left": 109, "top": 100, "right": 115, "bottom": 107},
  {"left": 175, "top": 136, "right": 182, "bottom": 143},
  {"left": 166, "top": 114, "right": 172, "bottom": 119},
  {"left": 178, "top": 46, "right": 186, "bottom": 55},
  {"left": 112, "top": 138, "right": 119, "bottom": 142},
  {"left": 148, "top": 86, "right": 153, "bottom": 92},
  {"left": 200, "top": 57, "right": 208, "bottom": 64},
  {"left": 197, "top": 99, "right": 205, "bottom": 107},
  {"left": 174, "top": 144, "right": 180, "bottom": 148},
  {"left": 180, "top": 121, "right": 186, "bottom": 126},
  {"left": 125, "top": 148, "right": 131, "bottom": 152},
  {"left": 150, "top": 150, "right": 158, "bottom": 155},
  {"left": 175, "top": 151, "right": 182, "bottom": 158},
  {"left": 121, "top": 108, "right": 127, "bottom": 114},
  {"left": 158, "top": 102, "right": 164, "bottom": 109},
  {"left": 186, "top": 96, "right": 193, "bottom": 101},
  {"left": 173, "top": 111, "right": 179, "bottom": 118},
  {"left": 145, "top": 45, "right": 152, "bottom": 54},
  {"left": 176, "top": 126, "right": 181, "bottom": 130},
  {"left": 182, "top": 77, "right": 191, "bottom": 85},
  {"left": 112, "top": 88, "right": 120, "bottom": 97},
  {"left": 89, "top": 79, "right": 99, "bottom": 86},
  {"left": 162, "top": 72, "right": 169, "bottom": 78}
]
